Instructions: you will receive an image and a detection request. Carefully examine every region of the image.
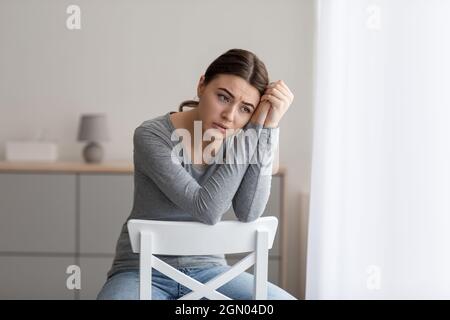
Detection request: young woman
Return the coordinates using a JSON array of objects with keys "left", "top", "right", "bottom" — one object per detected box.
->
[{"left": 97, "top": 48, "right": 295, "bottom": 300}]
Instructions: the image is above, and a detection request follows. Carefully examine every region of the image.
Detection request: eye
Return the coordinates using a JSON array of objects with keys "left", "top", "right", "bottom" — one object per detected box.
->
[
  {"left": 218, "top": 94, "right": 230, "bottom": 103},
  {"left": 240, "top": 105, "right": 252, "bottom": 113}
]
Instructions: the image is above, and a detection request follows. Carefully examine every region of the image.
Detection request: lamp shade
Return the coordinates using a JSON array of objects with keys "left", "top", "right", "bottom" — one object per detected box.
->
[{"left": 77, "top": 114, "right": 110, "bottom": 142}]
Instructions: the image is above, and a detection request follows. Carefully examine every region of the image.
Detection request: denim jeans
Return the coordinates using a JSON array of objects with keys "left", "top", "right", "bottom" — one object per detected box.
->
[{"left": 96, "top": 264, "right": 297, "bottom": 300}]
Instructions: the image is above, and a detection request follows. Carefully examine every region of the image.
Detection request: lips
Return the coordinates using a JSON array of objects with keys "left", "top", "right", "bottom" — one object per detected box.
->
[
  {"left": 213, "top": 122, "right": 229, "bottom": 130},
  {"left": 212, "top": 122, "right": 229, "bottom": 133}
]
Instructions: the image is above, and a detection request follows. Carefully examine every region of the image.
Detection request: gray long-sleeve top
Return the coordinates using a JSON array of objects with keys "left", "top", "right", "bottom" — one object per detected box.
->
[{"left": 107, "top": 111, "right": 279, "bottom": 279}]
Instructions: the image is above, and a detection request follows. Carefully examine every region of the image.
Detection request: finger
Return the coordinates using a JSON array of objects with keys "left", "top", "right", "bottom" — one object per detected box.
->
[
  {"left": 262, "top": 93, "right": 283, "bottom": 107},
  {"left": 267, "top": 88, "right": 289, "bottom": 101},
  {"left": 266, "top": 81, "right": 279, "bottom": 89},
  {"left": 273, "top": 84, "right": 291, "bottom": 99},
  {"left": 267, "top": 87, "right": 289, "bottom": 101},
  {"left": 267, "top": 81, "right": 293, "bottom": 101},
  {"left": 279, "top": 80, "right": 294, "bottom": 98}
]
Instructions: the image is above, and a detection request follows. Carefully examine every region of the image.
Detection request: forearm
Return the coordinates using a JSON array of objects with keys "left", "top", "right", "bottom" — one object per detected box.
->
[
  {"left": 232, "top": 124, "right": 279, "bottom": 222},
  {"left": 134, "top": 123, "right": 264, "bottom": 225}
]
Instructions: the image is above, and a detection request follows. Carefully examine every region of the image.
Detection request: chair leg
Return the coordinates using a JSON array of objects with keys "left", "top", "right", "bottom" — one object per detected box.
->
[
  {"left": 140, "top": 231, "right": 153, "bottom": 300},
  {"left": 254, "top": 229, "right": 269, "bottom": 300}
]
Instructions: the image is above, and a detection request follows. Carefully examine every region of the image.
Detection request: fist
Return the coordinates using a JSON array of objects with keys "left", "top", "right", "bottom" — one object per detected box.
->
[{"left": 260, "top": 80, "right": 294, "bottom": 128}]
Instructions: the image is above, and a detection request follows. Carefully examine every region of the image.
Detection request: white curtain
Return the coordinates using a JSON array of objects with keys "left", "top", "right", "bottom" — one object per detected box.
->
[{"left": 307, "top": 0, "right": 450, "bottom": 299}]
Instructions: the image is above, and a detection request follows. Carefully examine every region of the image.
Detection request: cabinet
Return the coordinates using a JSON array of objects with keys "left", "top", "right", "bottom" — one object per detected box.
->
[{"left": 0, "top": 161, "right": 286, "bottom": 299}]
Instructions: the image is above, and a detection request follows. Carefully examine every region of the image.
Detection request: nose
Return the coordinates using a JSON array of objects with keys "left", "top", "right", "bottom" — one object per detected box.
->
[{"left": 221, "top": 104, "right": 236, "bottom": 124}]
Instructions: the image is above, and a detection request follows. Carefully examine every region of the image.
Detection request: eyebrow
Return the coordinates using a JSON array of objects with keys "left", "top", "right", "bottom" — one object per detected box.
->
[{"left": 218, "top": 88, "right": 255, "bottom": 109}]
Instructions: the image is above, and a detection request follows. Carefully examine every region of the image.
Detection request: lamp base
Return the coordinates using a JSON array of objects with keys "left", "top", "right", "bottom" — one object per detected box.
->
[{"left": 83, "top": 142, "right": 103, "bottom": 163}]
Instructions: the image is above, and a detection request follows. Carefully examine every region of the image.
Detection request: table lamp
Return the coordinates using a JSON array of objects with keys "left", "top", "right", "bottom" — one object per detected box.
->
[{"left": 77, "top": 113, "right": 110, "bottom": 163}]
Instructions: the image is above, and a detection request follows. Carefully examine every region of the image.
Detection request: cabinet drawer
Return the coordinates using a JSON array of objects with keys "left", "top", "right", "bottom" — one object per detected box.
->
[
  {"left": 0, "top": 256, "right": 75, "bottom": 299},
  {"left": 79, "top": 174, "right": 134, "bottom": 254},
  {"left": 0, "top": 173, "right": 76, "bottom": 253},
  {"left": 79, "top": 256, "right": 115, "bottom": 300}
]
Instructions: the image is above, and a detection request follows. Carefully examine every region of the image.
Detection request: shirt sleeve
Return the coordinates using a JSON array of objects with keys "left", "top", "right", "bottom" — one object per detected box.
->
[
  {"left": 231, "top": 122, "right": 280, "bottom": 222},
  {"left": 133, "top": 122, "right": 268, "bottom": 225}
]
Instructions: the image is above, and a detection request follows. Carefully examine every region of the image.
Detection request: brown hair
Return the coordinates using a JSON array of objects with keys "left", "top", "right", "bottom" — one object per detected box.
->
[{"left": 178, "top": 48, "right": 269, "bottom": 112}]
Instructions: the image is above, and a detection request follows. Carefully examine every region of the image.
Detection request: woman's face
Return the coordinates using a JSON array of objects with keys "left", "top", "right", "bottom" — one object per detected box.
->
[{"left": 196, "top": 74, "right": 261, "bottom": 138}]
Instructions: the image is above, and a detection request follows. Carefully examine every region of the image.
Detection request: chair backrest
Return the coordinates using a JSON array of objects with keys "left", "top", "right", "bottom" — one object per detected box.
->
[
  {"left": 127, "top": 216, "right": 278, "bottom": 255},
  {"left": 127, "top": 217, "right": 278, "bottom": 300}
]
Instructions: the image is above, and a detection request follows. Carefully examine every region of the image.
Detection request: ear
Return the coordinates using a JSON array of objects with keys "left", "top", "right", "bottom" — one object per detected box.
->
[{"left": 197, "top": 75, "right": 206, "bottom": 98}]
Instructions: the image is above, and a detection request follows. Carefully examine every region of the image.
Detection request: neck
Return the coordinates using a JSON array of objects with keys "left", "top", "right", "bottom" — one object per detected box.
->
[
  {"left": 181, "top": 109, "right": 223, "bottom": 165},
  {"left": 183, "top": 108, "right": 200, "bottom": 135}
]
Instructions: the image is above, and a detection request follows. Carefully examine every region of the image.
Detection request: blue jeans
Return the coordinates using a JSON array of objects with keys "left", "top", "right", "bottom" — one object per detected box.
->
[{"left": 97, "top": 264, "right": 297, "bottom": 300}]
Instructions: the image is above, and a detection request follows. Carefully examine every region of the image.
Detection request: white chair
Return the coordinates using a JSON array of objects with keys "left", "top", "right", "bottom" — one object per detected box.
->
[{"left": 127, "top": 216, "right": 278, "bottom": 300}]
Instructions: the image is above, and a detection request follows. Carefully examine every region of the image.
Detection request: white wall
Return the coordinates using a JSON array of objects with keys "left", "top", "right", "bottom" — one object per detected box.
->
[{"left": 0, "top": 0, "right": 315, "bottom": 298}]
